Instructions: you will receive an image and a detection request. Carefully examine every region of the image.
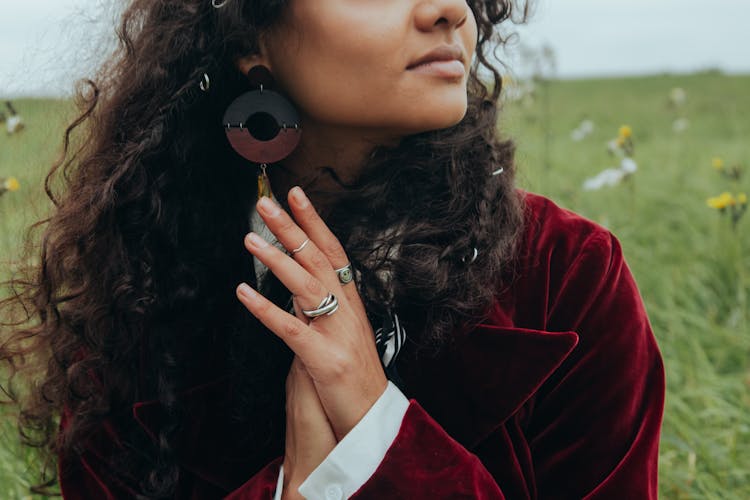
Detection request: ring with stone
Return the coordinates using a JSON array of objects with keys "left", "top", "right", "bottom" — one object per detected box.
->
[
  {"left": 334, "top": 263, "right": 354, "bottom": 284},
  {"left": 301, "top": 292, "right": 339, "bottom": 319}
]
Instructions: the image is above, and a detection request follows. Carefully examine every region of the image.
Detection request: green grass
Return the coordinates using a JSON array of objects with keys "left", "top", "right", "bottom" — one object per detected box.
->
[{"left": 1, "top": 72, "right": 749, "bottom": 498}]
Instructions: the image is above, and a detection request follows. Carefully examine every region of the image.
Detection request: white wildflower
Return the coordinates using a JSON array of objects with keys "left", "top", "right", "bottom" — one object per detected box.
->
[
  {"left": 582, "top": 157, "right": 637, "bottom": 191},
  {"left": 582, "top": 168, "right": 625, "bottom": 190},
  {"left": 571, "top": 119, "right": 595, "bottom": 141},
  {"left": 669, "top": 87, "right": 687, "bottom": 107},
  {"left": 672, "top": 118, "right": 689, "bottom": 133},
  {"left": 6, "top": 114, "right": 24, "bottom": 135},
  {"left": 620, "top": 157, "right": 638, "bottom": 174}
]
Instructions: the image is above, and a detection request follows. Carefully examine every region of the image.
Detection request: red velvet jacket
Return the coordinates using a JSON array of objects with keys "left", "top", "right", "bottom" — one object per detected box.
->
[{"left": 58, "top": 190, "right": 665, "bottom": 499}]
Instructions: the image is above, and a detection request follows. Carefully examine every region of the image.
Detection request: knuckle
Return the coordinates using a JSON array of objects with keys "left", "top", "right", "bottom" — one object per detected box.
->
[
  {"left": 323, "top": 242, "right": 347, "bottom": 263},
  {"left": 254, "top": 298, "right": 272, "bottom": 316},
  {"left": 278, "top": 216, "right": 296, "bottom": 233},
  {"left": 283, "top": 319, "right": 305, "bottom": 337},
  {"left": 308, "top": 250, "right": 330, "bottom": 271},
  {"left": 303, "top": 274, "right": 323, "bottom": 296},
  {"left": 298, "top": 206, "right": 319, "bottom": 223},
  {"left": 326, "top": 350, "right": 351, "bottom": 380}
]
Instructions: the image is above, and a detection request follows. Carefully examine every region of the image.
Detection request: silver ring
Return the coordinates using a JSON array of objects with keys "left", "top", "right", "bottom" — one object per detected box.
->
[
  {"left": 290, "top": 238, "right": 310, "bottom": 255},
  {"left": 334, "top": 263, "right": 354, "bottom": 284},
  {"left": 199, "top": 73, "right": 210, "bottom": 92},
  {"left": 212, "top": 0, "right": 228, "bottom": 8},
  {"left": 461, "top": 247, "right": 479, "bottom": 264},
  {"left": 301, "top": 292, "right": 339, "bottom": 318}
]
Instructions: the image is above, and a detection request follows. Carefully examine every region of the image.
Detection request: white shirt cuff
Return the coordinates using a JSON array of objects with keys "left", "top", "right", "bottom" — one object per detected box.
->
[
  {"left": 274, "top": 463, "right": 285, "bottom": 500},
  {"left": 275, "top": 380, "right": 407, "bottom": 500}
]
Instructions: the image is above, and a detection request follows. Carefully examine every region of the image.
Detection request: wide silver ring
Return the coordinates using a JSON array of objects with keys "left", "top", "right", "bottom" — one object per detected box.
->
[
  {"left": 334, "top": 263, "right": 354, "bottom": 284},
  {"left": 290, "top": 238, "right": 310, "bottom": 255},
  {"left": 301, "top": 292, "right": 339, "bottom": 319}
]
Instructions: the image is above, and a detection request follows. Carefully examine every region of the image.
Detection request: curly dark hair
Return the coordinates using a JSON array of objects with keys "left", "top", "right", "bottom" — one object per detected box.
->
[{"left": 0, "top": 0, "right": 530, "bottom": 497}]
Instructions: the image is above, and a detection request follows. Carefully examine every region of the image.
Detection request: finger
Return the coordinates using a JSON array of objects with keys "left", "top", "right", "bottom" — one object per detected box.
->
[
  {"left": 244, "top": 231, "right": 336, "bottom": 315},
  {"left": 236, "top": 282, "right": 320, "bottom": 362},
  {"left": 289, "top": 356, "right": 319, "bottom": 403},
  {"left": 287, "top": 186, "right": 366, "bottom": 314},
  {"left": 288, "top": 357, "right": 335, "bottom": 438},
  {"left": 255, "top": 196, "right": 343, "bottom": 297},
  {"left": 285, "top": 357, "right": 337, "bottom": 471},
  {"left": 292, "top": 295, "right": 303, "bottom": 320}
]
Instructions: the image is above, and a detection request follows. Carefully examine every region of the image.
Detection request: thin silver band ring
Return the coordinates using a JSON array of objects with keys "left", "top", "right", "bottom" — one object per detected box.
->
[{"left": 290, "top": 238, "right": 310, "bottom": 255}]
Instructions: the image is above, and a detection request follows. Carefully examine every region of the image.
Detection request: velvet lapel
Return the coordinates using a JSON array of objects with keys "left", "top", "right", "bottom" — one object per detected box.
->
[{"left": 399, "top": 323, "right": 579, "bottom": 450}]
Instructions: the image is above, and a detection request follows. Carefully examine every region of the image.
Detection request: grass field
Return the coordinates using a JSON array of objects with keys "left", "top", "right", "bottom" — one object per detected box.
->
[{"left": 1, "top": 71, "right": 749, "bottom": 498}]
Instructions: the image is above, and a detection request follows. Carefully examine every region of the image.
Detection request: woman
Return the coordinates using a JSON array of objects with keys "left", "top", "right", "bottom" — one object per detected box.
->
[{"left": 0, "top": 0, "right": 665, "bottom": 498}]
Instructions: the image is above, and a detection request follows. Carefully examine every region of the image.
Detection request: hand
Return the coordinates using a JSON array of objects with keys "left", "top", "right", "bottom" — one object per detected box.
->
[
  {"left": 281, "top": 355, "right": 337, "bottom": 499},
  {"left": 236, "top": 186, "right": 389, "bottom": 441}
]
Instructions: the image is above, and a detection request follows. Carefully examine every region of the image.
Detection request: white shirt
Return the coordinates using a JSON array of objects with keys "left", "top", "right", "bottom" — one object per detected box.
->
[{"left": 249, "top": 198, "right": 410, "bottom": 499}]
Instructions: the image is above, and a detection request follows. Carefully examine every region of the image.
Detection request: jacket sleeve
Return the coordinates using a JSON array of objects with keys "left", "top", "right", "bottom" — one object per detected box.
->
[
  {"left": 527, "top": 229, "right": 665, "bottom": 498},
  {"left": 251, "top": 380, "right": 409, "bottom": 500}
]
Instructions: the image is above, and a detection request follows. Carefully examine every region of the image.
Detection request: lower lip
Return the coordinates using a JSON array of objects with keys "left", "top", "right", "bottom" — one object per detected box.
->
[{"left": 407, "top": 60, "right": 465, "bottom": 78}]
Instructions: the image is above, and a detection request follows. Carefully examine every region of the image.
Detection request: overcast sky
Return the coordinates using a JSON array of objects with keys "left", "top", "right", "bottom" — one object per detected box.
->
[{"left": 1, "top": 0, "right": 749, "bottom": 98}]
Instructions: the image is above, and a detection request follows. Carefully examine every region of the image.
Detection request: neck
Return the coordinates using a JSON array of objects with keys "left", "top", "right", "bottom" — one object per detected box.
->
[{"left": 266, "top": 118, "right": 402, "bottom": 215}]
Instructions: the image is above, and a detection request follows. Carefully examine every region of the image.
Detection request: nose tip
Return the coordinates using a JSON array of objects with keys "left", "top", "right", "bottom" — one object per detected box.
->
[{"left": 415, "top": 0, "right": 472, "bottom": 32}]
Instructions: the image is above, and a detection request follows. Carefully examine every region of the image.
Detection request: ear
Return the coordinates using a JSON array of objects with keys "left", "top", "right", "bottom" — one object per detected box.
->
[
  {"left": 234, "top": 32, "right": 274, "bottom": 75},
  {"left": 234, "top": 52, "right": 272, "bottom": 76}
]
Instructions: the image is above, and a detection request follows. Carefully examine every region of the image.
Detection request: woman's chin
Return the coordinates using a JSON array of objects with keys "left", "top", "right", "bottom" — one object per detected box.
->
[{"left": 412, "top": 106, "right": 468, "bottom": 132}]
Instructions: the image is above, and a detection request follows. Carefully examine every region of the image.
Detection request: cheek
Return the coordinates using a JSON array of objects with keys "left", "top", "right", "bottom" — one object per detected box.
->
[{"left": 276, "top": 42, "right": 404, "bottom": 125}]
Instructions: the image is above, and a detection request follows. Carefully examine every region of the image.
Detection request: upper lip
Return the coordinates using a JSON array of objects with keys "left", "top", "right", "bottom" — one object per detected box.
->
[{"left": 407, "top": 44, "right": 464, "bottom": 69}]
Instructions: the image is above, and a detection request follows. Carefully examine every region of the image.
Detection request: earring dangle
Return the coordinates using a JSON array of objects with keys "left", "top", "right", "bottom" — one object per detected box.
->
[{"left": 221, "top": 65, "right": 302, "bottom": 199}]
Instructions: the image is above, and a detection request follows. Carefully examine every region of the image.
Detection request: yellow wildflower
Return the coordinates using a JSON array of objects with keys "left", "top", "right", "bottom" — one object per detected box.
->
[
  {"left": 3, "top": 176, "right": 20, "bottom": 192},
  {"left": 706, "top": 196, "right": 725, "bottom": 209},
  {"left": 707, "top": 192, "right": 735, "bottom": 210},
  {"left": 618, "top": 125, "right": 632, "bottom": 139},
  {"left": 738, "top": 193, "right": 748, "bottom": 205},
  {"left": 721, "top": 192, "right": 736, "bottom": 207},
  {"left": 711, "top": 157, "right": 724, "bottom": 170}
]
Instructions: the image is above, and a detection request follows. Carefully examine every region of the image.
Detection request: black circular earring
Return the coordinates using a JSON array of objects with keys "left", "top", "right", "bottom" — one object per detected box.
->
[{"left": 222, "top": 65, "right": 302, "bottom": 197}]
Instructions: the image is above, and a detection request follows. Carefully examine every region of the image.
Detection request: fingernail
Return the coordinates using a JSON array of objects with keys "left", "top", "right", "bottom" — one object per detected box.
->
[
  {"left": 290, "top": 186, "right": 309, "bottom": 208},
  {"left": 247, "top": 232, "right": 268, "bottom": 248},
  {"left": 238, "top": 283, "right": 257, "bottom": 300},
  {"left": 258, "top": 196, "right": 280, "bottom": 217}
]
